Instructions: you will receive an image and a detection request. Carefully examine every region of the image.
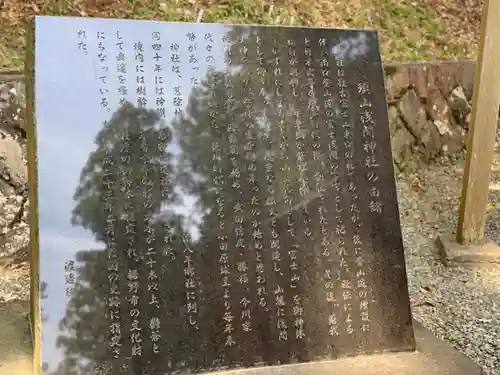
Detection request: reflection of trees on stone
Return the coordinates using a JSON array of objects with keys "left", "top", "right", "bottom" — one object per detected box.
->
[
  {"left": 172, "top": 26, "right": 341, "bottom": 366},
  {"left": 330, "top": 31, "right": 372, "bottom": 62},
  {"left": 71, "top": 102, "right": 178, "bottom": 241},
  {"left": 49, "top": 358, "right": 79, "bottom": 375},
  {"left": 52, "top": 102, "right": 188, "bottom": 375},
  {"left": 173, "top": 28, "right": 293, "bottom": 367},
  {"left": 175, "top": 26, "right": 311, "bottom": 230},
  {"left": 42, "top": 362, "right": 50, "bottom": 374},
  {"left": 172, "top": 26, "right": 383, "bottom": 366},
  {"left": 49, "top": 25, "right": 386, "bottom": 375}
]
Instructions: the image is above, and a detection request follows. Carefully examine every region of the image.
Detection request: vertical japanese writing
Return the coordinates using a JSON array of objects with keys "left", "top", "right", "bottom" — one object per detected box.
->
[
  {"left": 287, "top": 38, "right": 299, "bottom": 97},
  {"left": 255, "top": 35, "right": 268, "bottom": 314},
  {"left": 140, "top": 95, "right": 161, "bottom": 354},
  {"left": 315, "top": 37, "right": 342, "bottom": 332},
  {"left": 92, "top": 363, "right": 111, "bottom": 375},
  {"left": 358, "top": 79, "right": 379, "bottom": 334},
  {"left": 64, "top": 260, "right": 75, "bottom": 297},
  {"left": 95, "top": 30, "right": 122, "bottom": 360},
  {"left": 288, "top": 249, "right": 305, "bottom": 341},
  {"left": 226, "top": 55, "right": 244, "bottom": 336},
  {"left": 115, "top": 30, "right": 127, "bottom": 107},
  {"left": 171, "top": 37, "right": 181, "bottom": 78},
  {"left": 337, "top": 55, "right": 354, "bottom": 336},
  {"left": 160, "top": 160, "right": 175, "bottom": 261},
  {"left": 121, "top": 132, "right": 141, "bottom": 357},
  {"left": 148, "top": 248, "right": 162, "bottom": 355},
  {"left": 294, "top": 36, "right": 314, "bottom": 342},
  {"left": 76, "top": 29, "right": 88, "bottom": 55},
  {"left": 104, "top": 144, "right": 121, "bottom": 359},
  {"left": 217, "top": 153, "right": 233, "bottom": 348},
  {"left": 158, "top": 112, "right": 174, "bottom": 266},
  {"left": 359, "top": 81, "right": 381, "bottom": 215},
  {"left": 188, "top": 32, "right": 200, "bottom": 86},
  {"left": 183, "top": 233, "right": 199, "bottom": 330},
  {"left": 286, "top": 37, "right": 305, "bottom": 342},
  {"left": 134, "top": 40, "right": 146, "bottom": 107},
  {"left": 273, "top": 43, "right": 287, "bottom": 343},
  {"left": 127, "top": 240, "right": 143, "bottom": 359},
  {"left": 159, "top": 129, "right": 174, "bottom": 265},
  {"left": 316, "top": 38, "right": 340, "bottom": 338},
  {"left": 97, "top": 31, "right": 110, "bottom": 113},
  {"left": 219, "top": 36, "right": 235, "bottom": 348},
  {"left": 205, "top": 32, "right": 216, "bottom": 118},
  {"left": 205, "top": 32, "right": 215, "bottom": 64},
  {"left": 298, "top": 37, "right": 312, "bottom": 200},
  {"left": 127, "top": 265, "right": 142, "bottom": 357},
  {"left": 152, "top": 31, "right": 165, "bottom": 118},
  {"left": 171, "top": 37, "right": 183, "bottom": 116},
  {"left": 240, "top": 37, "right": 255, "bottom": 336}
]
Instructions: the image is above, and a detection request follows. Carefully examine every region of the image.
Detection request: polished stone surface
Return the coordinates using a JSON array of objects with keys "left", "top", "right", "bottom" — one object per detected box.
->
[{"left": 32, "top": 16, "right": 414, "bottom": 375}]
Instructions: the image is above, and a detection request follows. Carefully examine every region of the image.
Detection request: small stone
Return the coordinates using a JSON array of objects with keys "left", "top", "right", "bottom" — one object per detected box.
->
[
  {"left": 436, "top": 63, "right": 459, "bottom": 96},
  {"left": 391, "top": 126, "right": 416, "bottom": 165},
  {"left": 459, "top": 62, "right": 476, "bottom": 100},
  {"left": 448, "top": 86, "right": 471, "bottom": 127},
  {"left": 398, "top": 89, "right": 427, "bottom": 138},
  {"left": 420, "top": 121, "right": 441, "bottom": 161},
  {"left": 409, "top": 65, "right": 429, "bottom": 99},
  {"left": 0, "top": 134, "right": 26, "bottom": 194},
  {"left": 427, "top": 88, "right": 452, "bottom": 127},
  {"left": 448, "top": 86, "right": 470, "bottom": 113},
  {"left": 435, "top": 120, "right": 451, "bottom": 135},
  {"left": 386, "top": 67, "right": 411, "bottom": 101},
  {"left": 388, "top": 105, "right": 402, "bottom": 134}
]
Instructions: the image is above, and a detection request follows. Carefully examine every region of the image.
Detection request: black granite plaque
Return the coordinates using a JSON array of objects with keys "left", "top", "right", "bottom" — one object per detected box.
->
[{"left": 27, "top": 16, "right": 415, "bottom": 375}]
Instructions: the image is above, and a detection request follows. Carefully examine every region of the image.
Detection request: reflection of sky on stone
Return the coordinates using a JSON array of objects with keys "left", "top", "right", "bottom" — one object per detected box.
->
[
  {"left": 35, "top": 16, "right": 230, "bottom": 372},
  {"left": 331, "top": 31, "right": 370, "bottom": 61}
]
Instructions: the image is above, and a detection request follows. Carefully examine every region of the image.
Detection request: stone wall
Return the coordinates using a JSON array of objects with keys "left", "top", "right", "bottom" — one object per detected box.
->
[
  {"left": 0, "top": 61, "right": 494, "bottom": 261},
  {"left": 0, "top": 75, "right": 29, "bottom": 261},
  {"left": 383, "top": 61, "right": 497, "bottom": 168}
]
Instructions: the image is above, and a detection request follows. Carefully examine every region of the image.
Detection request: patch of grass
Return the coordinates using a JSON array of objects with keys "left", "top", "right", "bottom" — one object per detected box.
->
[
  {"left": 369, "top": 0, "right": 462, "bottom": 61},
  {"left": 203, "top": 1, "right": 278, "bottom": 24},
  {"left": 445, "top": 331, "right": 458, "bottom": 342},
  {"left": 0, "top": 0, "right": 477, "bottom": 71}
]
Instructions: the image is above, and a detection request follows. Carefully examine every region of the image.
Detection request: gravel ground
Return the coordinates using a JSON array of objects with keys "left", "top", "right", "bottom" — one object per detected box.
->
[
  {"left": 0, "top": 264, "right": 29, "bottom": 302},
  {"left": 397, "top": 150, "right": 500, "bottom": 375}
]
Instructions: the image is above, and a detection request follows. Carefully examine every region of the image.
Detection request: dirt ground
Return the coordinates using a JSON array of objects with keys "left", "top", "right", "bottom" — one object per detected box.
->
[{"left": 0, "top": 298, "right": 32, "bottom": 375}]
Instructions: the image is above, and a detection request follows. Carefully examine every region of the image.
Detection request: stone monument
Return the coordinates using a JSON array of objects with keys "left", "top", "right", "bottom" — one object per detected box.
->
[{"left": 25, "top": 15, "right": 483, "bottom": 375}]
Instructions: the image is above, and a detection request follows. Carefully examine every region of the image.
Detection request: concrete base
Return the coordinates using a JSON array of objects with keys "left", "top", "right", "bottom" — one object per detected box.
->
[
  {"left": 207, "top": 320, "right": 484, "bottom": 375},
  {"left": 437, "top": 234, "right": 500, "bottom": 266}
]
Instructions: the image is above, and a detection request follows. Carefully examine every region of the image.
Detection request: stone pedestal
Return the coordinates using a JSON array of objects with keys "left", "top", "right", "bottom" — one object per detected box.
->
[
  {"left": 206, "top": 321, "right": 484, "bottom": 375},
  {"left": 437, "top": 234, "right": 500, "bottom": 266}
]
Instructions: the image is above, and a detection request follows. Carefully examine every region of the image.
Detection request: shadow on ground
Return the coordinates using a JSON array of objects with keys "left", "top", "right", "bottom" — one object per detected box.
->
[{"left": 0, "top": 299, "right": 32, "bottom": 375}]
